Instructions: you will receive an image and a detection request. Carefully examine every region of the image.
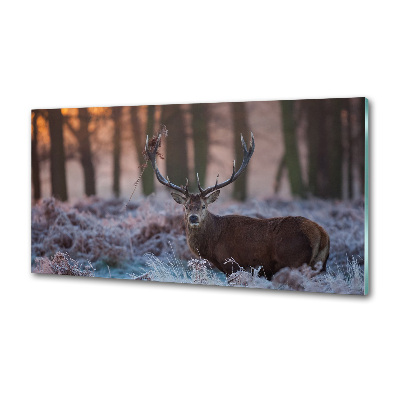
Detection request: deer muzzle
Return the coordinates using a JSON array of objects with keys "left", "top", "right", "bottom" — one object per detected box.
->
[{"left": 189, "top": 214, "right": 200, "bottom": 226}]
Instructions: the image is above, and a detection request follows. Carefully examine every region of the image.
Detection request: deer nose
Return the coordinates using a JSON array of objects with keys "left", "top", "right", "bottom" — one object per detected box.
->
[{"left": 189, "top": 215, "right": 199, "bottom": 224}]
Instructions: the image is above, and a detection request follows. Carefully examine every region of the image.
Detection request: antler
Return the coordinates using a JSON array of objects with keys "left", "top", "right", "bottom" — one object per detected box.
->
[
  {"left": 145, "top": 134, "right": 189, "bottom": 196},
  {"left": 197, "top": 132, "right": 255, "bottom": 197}
]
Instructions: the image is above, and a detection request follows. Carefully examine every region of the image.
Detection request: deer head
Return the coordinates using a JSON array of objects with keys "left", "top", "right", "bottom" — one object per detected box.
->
[
  {"left": 170, "top": 192, "right": 220, "bottom": 228},
  {"left": 145, "top": 132, "right": 255, "bottom": 229}
]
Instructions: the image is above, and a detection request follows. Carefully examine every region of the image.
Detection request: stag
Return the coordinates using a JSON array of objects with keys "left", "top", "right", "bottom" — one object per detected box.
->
[{"left": 145, "top": 133, "right": 330, "bottom": 279}]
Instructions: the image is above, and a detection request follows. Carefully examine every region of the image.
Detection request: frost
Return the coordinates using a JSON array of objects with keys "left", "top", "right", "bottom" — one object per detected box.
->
[
  {"left": 130, "top": 248, "right": 225, "bottom": 287},
  {"left": 31, "top": 195, "right": 365, "bottom": 294},
  {"left": 33, "top": 252, "right": 95, "bottom": 277}
]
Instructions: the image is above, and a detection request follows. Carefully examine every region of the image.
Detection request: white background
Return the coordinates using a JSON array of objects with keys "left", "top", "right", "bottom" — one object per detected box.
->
[{"left": 1, "top": 1, "right": 399, "bottom": 399}]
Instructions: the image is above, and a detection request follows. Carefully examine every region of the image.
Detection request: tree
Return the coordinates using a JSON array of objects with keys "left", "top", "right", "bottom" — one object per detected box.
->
[
  {"left": 31, "top": 110, "right": 41, "bottom": 200},
  {"left": 354, "top": 97, "right": 366, "bottom": 194},
  {"left": 231, "top": 102, "right": 250, "bottom": 201},
  {"left": 280, "top": 100, "right": 306, "bottom": 198},
  {"left": 328, "top": 98, "right": 344, "bottom": 199},
  {"left": 304, "top": 99, "right": 329, "bottom": 198},
  {"left": 47, "top": 108, "right": 68, "bottom": 201},
  {"left": 130, "top": 105, "right": 154, "bottom": 195},
  {"left": 191, "top": 103, "right": 209, "bottom": 190},
  {"left": 64, "top": 108, "right": 96, "bottom": 196},
  {"left": 344, "top": 99, "right": 354, "bottom": 199},
  {"left": 143, "top": 105, "right": 156, "bottom": 194},
  {"left": 112, "top": 107, "right": 123, "bottom": 198},
  {"left": 303, "top": 98, "right": 349, "bottom": 199},
  {"left": 161, "top": 104, "right": 189, "bottom": 188}
]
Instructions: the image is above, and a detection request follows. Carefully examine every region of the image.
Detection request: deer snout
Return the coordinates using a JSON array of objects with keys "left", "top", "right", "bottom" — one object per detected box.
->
[{"left": 189, "top": 215, "right": 199, "bottom": 224}]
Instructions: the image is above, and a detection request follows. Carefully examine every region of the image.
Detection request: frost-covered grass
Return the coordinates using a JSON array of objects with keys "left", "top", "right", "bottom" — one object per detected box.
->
[
  {"left": 33, "top": 252, "right": 95, "bottom": 277},
  {"left": 130, "top": 252, "right": 364, "bottom": 295},
  {"left": 130, "top": 253, "right": 226, "bottom": 287},
  {"left": 31, "top": 194, "right": 365, "bottom": 294}
]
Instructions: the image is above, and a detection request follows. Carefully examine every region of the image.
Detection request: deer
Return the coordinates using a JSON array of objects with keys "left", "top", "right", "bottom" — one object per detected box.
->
[{"left": 145, "top": 132, "right": 330, "bottom": 280}]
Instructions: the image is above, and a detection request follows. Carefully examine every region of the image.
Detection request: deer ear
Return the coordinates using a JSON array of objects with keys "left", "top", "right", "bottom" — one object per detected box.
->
[
  {"left": 171, "top": 192, "right": 186, "bottom": 204},
  {"left": 205, "top": 190, "right": 220, "bottom": 204}
]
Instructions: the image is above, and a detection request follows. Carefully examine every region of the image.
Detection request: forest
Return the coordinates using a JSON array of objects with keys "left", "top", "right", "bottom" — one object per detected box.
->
[{"left": 31, "top": 98, "right": 366, "bottom": 294}]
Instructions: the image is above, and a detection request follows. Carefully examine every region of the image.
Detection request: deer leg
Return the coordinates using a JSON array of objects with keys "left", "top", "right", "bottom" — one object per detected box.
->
[{"left": 258, "top": 264, "right": 276, "bottom": 281}]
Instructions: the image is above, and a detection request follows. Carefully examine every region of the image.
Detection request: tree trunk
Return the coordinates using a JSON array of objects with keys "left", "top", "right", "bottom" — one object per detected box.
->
[
  {"left": 328, "top": 99, "right": 344, "bottom": 199},
  {"left": 280, "top": 100, "right": 305, "bottom": 198},
  {"left": 304, "top": 99, "right": 328, "bottom": 198},
  {"left": 130, "top": 105, "right": 155, "bottom": 195},
  {"left": 48, "top": 109, "right": 68, "bottom": 201},
  {"left": 77, "top": 108, "right": 96, "bottom": 196},
  {"left": 231, "top": 102, "right": 250, "bottom": 201},
  {"left": 31, "top": 111, "right": 41, "bottom": 201},
  {"left": 357, "top": 97, "right": 366, "bottom": 195},
  {"left": 161, "top": 104, "right": 189, "bottom": 188},
  {"left": 191, "top": 103, "right": 209, "bottom": 190},
  {"left": 142, "top": 105, "right": 155, "bottom": 194},
  {"left": 112, "top": 107, "right": 122, "bottom": 198},
  {"left": 346, "top": 100, "right": 353, "bottom": 199}
]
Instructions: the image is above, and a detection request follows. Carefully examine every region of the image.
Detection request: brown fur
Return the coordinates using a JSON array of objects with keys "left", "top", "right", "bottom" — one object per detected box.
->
[{"left": 172, "top": 193, "right": 330, "bottom": 279}]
